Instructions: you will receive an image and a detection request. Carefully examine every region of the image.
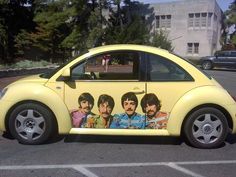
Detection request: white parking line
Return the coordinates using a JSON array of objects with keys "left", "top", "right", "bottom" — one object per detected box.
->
[
  {"left": 166, "top": 163, "right": 205, "bottom": 177},
  {"left": 1, "top": 160, "right": 236, "bottom": 177},
  {"left": 73, "top": 166, "right": 99, "bottom": 177}
]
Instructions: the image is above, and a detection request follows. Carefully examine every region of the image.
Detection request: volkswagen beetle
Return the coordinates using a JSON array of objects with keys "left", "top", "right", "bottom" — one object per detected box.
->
[{"left": 1, "top": 44, "right": 236, "bottom": 148}]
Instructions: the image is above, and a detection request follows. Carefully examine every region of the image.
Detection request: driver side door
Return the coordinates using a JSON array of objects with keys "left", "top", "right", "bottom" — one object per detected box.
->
[{"left": 64, "top": 50, "right": 146, "bottom": 129}]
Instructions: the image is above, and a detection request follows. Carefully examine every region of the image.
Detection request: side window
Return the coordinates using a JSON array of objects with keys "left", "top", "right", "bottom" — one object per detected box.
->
[
  {"left": 71, "top": 51, "right": 140, "bottom": 80},
  {"left": 217, "top": 52, "right": 226, "bottom": 57},
  {"left": 230, "top": 52, "right": 236, "bottom": 57},
  {"left": 147, "top": 53, "right": 193, "bottom": 81}
]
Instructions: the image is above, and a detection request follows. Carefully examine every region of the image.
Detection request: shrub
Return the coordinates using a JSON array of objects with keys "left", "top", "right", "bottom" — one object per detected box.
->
[{"left": 11, "top": 60, "right": 52, "bottom": 69}]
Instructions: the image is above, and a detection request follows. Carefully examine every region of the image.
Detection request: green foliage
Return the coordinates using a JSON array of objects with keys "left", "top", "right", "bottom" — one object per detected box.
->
[
  {"left": 105, "top": 1, "right": 150, "bottom": 45},
  {"left": 31, "top": 0, "right": 75, "bottom": 60},
  {"left": 150, "top": 30, "right": 173, "bottom": 51},
  {"left": 10, "top": 60, "right": 52, "bottom": 69},
  {"left": 14, "top": 29, "right": 32, "bottom": 56},
  {"left": 224, "top": 0, "right": 236, "bottom": 47},
  {"left": 0, "top": 64, "right": 4, "bottom": 69},
  {"left": 0, "top": 1, "right": 35, "bottom": 63}
]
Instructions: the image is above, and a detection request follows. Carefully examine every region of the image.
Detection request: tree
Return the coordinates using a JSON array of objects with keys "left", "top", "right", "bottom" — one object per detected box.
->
[
  {"left": 0, "top": 0, "right": 35, "bottom": 63},
  {"left": 150, "top": 30, "right": 173, "bottom": 51},
  {"left": 105, "top": 1, "right": 150, "bottom": 44},
  {"left": 30, "top": 0, "right": 75, "bottom": 61},
  {"left": 224, "top": 0, "right": 236, "bottom": 47}
]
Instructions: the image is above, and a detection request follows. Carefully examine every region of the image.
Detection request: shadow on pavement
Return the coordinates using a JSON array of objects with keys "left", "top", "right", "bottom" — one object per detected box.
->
[
  {"left": 226, "top": 133, "right": 236, "bottom": 144},
  {"left": 3, "top": 133, "right": 236, "bottom": 147},
  {"left": 64, "top": 135, "right": 183, "bottom": 145}
]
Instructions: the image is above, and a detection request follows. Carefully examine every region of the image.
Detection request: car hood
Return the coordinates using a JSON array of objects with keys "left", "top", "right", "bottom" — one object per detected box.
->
[{"left": 7, "top": 74, "right": 48, "bottom": 88}]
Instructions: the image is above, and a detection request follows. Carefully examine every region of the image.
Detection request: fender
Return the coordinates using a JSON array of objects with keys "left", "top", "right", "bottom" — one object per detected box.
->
[
  {"left": 167, "top": 85, "right": 235, "bottom": 135},
  {"left": 1, "top": 83, "right": 72, "bottom": 133}
]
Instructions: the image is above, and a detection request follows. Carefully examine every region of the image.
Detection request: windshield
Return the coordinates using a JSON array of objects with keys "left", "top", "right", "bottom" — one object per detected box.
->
[{"left": 39, "top": 51, "right": 88, "bottom": 79}]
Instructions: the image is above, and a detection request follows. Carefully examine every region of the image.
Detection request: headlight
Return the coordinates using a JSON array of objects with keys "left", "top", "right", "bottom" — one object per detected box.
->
[{"left": 0, "top": 88, "right": 8, "bottom": 100}]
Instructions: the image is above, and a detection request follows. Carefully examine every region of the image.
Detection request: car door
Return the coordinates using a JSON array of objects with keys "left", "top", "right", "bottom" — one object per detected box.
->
[
  {"left": 64, "top": 50, "right": 146, "bottom": 129},
  {"left": 144, "top": 52, "right": 196, "bottom": 129},
  {"left": 228, "top": 51, "right": 236, "bottom": 68},
  {"left": 215, "top": 51, "right": 230, "bottom": 67}
]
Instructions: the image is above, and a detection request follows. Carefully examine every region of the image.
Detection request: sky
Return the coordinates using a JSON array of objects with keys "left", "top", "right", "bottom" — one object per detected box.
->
[{"left": 137, "top": 0, "right": 234, "bottom": 11}]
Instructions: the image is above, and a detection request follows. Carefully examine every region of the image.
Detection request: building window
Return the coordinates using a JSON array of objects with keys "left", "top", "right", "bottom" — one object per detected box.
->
[
  {"left": 194, "top": 13, "right": 200, "bottom": 27},
  {"left": 161, "top": 15, "right": 166, "bottom": 28},
  {"left": 166, "top": 15, "right": 171, "bottom": 28},
  {"left": 188, "top": 13, "right": 194, "bottom": 27},
  {"left": 188, "top": 12, "right": 213, "bottom": 28},
  {"left": 194, "top": 43, "right": 199, "bottom": 54},
  {"left": 187, "top": 43, "right": 199, "bottom": 54},
  {"left": 201, "top": 13, "right": 207, "bottom": 27},
  {"left": 156, "top": 15, "right": 171, "bottom": 28},
  {"left": 187, "top": 43, "right": 193, "bottom": 54},
  {"left": 208, "top": 13, "right": 213, "bottom": 27}
]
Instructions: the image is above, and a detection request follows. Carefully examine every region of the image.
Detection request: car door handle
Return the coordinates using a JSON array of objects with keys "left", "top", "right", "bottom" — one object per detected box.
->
[{"left": 130, "top": 88, "right": 145, "bottom": 94}]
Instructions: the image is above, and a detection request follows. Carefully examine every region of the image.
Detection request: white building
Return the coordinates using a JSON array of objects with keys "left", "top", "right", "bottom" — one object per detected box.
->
[{"left": 148, "top": 0, "right": 223, "bottom": 58}]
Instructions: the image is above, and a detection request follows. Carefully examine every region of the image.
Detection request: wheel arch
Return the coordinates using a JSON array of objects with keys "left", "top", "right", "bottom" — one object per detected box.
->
[
  {"left": 166, "top": 86, "right": 235, "bottom": 136},
  {"left": 1, "top": 83, "right": 72, "bottom": 134},
  {"left": 180, "top": 103, "right": 233, "bottom": 136},
  {"left": 5, "top": 100, "right": 59, "bottom": 136}
]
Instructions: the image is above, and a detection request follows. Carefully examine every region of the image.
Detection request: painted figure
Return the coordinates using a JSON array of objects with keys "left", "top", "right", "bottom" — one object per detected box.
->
[
  {"left": 141, "top": 93, "right": 168, "bottom": 129},
  {"left": 71, "top": 93, "right": 95, "bottom": 128},
  {"left": 90, "top": 94, "right": 115, "bottom": 128},
  {"left": 110, "top": 92, "right": 145, "bottom": 129}
]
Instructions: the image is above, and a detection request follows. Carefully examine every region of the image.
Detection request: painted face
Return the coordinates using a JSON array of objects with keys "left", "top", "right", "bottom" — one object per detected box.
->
[
  {"left": 80, "top": 100, "right": 93, "bottom": 114},
  {"left": 123, "top": 99, "right": 136, "bottom": 116},
  {"left": 145, "top": 104, "right": 158, "bottom": 118},
  {"left": 99, "top": 102, "right": 112, "bottom": 119}
]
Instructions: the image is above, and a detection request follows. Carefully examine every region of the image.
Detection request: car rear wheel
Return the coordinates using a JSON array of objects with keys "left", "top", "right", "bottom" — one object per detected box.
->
[
  {"left": 202, "top": 61, "right": 213, "bottom": 70},
  {"left": 8, "top": 103, "right": 56, "bottom": 145},
  {"left": 184, "top": 107, "right": 228, "bottom": 148}
]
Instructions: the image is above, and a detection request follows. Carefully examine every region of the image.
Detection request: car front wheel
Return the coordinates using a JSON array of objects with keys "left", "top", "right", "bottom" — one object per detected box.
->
[
  {"left": 184, "top": 107, "right": 228, "bottom": 148},
  {"left": 8, "top": 103, "right": 56, "bottom": 145}
]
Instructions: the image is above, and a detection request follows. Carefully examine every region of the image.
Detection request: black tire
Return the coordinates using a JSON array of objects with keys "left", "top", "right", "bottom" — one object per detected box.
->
[
  {"left": 8, "top": 103, "right": 56, "bottom": 145},
  {"left": 202, "top": 61, "right": 213, "bottom": 70},
  {"left": 183, "top": 107, "right": 228, "bottom": 149}
]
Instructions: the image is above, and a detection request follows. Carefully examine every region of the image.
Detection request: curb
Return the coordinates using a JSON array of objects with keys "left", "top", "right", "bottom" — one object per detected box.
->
[{"left": 0, "top": 67, "right": 57, "bottom": 78}]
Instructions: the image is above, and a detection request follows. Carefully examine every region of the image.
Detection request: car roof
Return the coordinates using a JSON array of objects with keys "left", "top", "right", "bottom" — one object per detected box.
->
[{"left": 88, "top": 44, "right": 170, "bottom": 55}]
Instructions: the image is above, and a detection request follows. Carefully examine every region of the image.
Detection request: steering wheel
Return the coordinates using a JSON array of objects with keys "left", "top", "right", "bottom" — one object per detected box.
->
[{"left": 90, "top": 71, "right": 97, "bottom": 80}]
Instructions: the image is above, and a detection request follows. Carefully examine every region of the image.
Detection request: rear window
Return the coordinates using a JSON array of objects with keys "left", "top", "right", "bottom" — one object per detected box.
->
[{"left": 171, "top": 52, "right": 212, "bottom": 80}]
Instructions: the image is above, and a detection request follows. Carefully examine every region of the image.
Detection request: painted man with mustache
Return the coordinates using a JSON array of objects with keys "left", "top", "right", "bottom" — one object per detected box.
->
[
  {"left": 71, "top": 92, "right": 95, "bottom": 128},
  {"left": 110, "top": 92, "right": 145, "bottom": 129},
  {"left": 89, "top": 94, "right": 115, "bottom": 128},
  {"left": 141, "top": 93, "right": 168, "bottom": 129}
]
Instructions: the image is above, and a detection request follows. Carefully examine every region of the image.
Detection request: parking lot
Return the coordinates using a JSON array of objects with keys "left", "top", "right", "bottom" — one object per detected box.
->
[
  {"left": 0, "top": 69, "right": 236, "bottom": 177},
  {"left": 1, "top": 159, "right": 236, "bottom": 177}
]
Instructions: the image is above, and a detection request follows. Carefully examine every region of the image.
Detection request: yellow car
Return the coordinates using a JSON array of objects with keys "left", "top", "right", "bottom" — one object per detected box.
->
[{"left": 0, "top": 44, "right": 236, "bottom": 148}]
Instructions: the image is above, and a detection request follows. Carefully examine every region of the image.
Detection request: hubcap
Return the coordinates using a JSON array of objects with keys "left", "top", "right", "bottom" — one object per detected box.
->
[
  {"left": 15, "top": 109, "right": 45, "bottom": 141},
  {"left": 202, "top": 61, "right": 212, "bottom": 70},
  {"left": 192, "top": 114, "right": 223, "bottom": 144}
]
